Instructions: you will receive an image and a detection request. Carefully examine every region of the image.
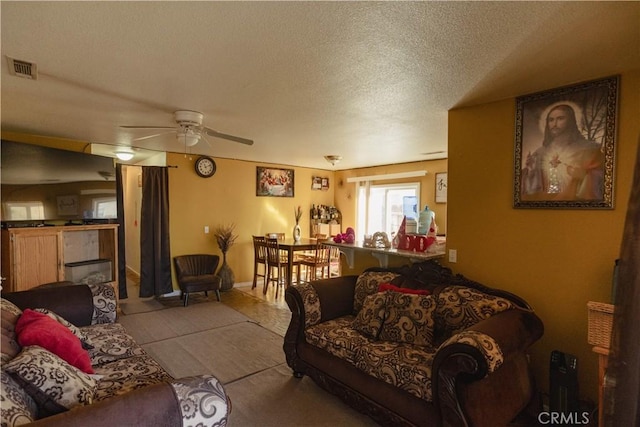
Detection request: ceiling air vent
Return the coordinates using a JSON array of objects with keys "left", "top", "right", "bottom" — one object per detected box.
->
[{"left": 6, "top": 56, "right": 38, "bottom": 80}]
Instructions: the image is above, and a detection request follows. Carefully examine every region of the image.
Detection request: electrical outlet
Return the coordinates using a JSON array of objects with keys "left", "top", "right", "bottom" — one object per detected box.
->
[
  {"left": 204, "top": 226, "right": 210, "bottom": 234},
  {"left": 448, "top": 249, "right": 457, "bottom": 263}
]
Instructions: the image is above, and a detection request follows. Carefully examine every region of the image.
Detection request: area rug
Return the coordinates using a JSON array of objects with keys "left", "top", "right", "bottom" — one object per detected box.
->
[
  {"left": 119, "top": 297, "right": 165, "bottom": 315},
  {"left": 118, "top": 301, "right": 249, "bottom": 344},
  {"left": 225, "top": 364, "right": 378, "bottom": 426},
  {"left": 142, "top": 321, "right": 285, "bottom": 382}
]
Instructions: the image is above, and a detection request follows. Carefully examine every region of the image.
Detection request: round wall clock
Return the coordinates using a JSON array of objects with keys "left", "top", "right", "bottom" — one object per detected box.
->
[{"left": 194, "top": 156, "right": 216, "bottom": 178}]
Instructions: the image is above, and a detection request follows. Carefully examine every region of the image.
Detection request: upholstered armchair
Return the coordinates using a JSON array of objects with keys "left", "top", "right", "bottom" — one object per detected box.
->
[{"left": 173, "top": 254, "right": 221, "bottom": 306}]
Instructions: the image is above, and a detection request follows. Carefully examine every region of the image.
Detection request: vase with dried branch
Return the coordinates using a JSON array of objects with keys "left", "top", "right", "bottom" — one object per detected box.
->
[{"left": 213, "top": 223, "right": 238, "bottom": 291}]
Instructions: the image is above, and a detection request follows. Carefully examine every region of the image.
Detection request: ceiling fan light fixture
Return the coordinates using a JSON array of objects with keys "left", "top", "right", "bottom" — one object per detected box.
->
[
  {"left": 324, "top": 155, "right": 342, "bottom": 166},
  {"left": 115, "top": 151, "right": 134, "bottom": 161},
  {"left": 177, "top": 131, "right": 201, "bottom": 147}
]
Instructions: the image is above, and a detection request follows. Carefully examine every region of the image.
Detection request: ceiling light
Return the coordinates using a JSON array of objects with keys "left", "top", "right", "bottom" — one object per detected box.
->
[
  {"left": 324, "top": 155, "right": 342, "bottom": 166},
  {"left": 115, "top": 151, "right": 134, "bottom": 161},
  {"left": 177, "top": 129, "right": 201, "bottom": 147}
]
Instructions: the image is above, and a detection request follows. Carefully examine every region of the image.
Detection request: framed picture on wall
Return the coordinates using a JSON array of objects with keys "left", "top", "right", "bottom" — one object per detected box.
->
[
  {"left": 435, "top": 172, "right": 447, "bottom": 203},
  {"left": 312, "top": 176, "right": 322, "bottom": 190},
  {"left": 514, "top": 76, "right": 619, "bottom": 209},
  {"left": 256, "top": 167, "right": 295, "bottom": 197}
]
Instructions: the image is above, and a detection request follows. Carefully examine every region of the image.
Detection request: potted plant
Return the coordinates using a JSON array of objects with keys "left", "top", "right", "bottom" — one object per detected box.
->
[{"left": 213, "top": 223, "right": 238, "bottom": 291}]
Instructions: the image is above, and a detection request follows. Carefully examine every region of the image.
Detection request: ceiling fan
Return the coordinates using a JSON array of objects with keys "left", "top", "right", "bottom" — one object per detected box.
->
[{"left": 121, "top": 110, "right": 254, "bottom": 147}]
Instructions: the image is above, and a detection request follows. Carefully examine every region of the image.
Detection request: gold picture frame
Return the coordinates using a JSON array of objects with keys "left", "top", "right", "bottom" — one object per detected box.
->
[{"left": 514, "top": 76, "right": 619, "bottom": 209}]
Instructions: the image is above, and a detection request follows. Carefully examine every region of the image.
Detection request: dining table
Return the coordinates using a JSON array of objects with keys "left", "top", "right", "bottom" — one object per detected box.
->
[{"left": 276, "top": 237, "right": 319, "bottom": 287}]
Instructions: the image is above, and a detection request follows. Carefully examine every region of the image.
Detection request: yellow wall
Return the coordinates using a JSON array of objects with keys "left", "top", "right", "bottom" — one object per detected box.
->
[
  {"left": 447, "top": 69, "right": 640, "bottom": 403},
  {"left": 166, "top": 153, "right": 335, "bottom": 283}
]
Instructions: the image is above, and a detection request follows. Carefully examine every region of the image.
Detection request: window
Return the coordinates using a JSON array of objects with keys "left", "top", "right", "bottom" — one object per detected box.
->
[
  {"left": 356, "top": 182, "right": 420, "bottom": 242},
  {"left": 92, "top": 197, "right": 117, "bottom": 218},
  {"left": 4, "top": 202, "right": 45, "bottom": 220}
]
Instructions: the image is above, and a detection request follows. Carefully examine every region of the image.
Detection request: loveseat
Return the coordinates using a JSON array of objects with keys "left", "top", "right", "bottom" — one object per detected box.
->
[
  {"left": 284, "top": 261, "right": 544, "bottom": 427},
  {"left": 1, "top": 283, "right": 230, "bottom": 427}
]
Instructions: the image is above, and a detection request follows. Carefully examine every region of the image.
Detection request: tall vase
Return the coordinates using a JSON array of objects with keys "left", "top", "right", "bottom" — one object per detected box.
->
[
  {"left": 293, "top": 223, "right": 302, "bottom": 242},
  {"left": 217, "top": 252, "right": 235, "bottom": 291}
]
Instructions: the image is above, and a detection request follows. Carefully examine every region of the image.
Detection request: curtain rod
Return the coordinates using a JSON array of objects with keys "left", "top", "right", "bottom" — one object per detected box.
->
[{"left": 346, "top": 170, "right": 427, "bottom": 183}]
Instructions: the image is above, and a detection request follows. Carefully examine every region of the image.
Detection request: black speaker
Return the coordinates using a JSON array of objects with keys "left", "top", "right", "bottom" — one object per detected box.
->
[{"left": 549, "top": 350, "right": 580, "bottom": 414}]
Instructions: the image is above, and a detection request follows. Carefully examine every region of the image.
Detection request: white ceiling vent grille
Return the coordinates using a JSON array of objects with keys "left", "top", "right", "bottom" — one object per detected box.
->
[{"left": 6, "top": 56, "right": 38, "bottom": 80}]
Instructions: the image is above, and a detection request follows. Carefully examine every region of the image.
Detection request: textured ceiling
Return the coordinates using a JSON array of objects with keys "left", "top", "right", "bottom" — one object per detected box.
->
[{"left": 1, "top": 1, "right": 639, "bottom": 170}]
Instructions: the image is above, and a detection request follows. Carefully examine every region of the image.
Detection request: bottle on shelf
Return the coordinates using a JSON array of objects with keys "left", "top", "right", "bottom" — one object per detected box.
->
[{"left": 418, "top": 205, "right": 435, "bottom": 235}]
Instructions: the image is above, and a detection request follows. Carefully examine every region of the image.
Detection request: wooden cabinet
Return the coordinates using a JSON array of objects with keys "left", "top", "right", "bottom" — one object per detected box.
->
[{"left": 1, "top": 224, "right": 118, "bottom": 294}]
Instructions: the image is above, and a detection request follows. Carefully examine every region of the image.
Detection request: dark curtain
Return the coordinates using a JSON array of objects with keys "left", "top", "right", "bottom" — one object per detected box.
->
[
  {"left": 115, "top": 163, "right": 128, "bottom": 299},
  {"left": 139, "top": 166, "right": 173, "bottom": 297},
  {"left": 606, "top": 140, "right": 640, "bottom": 426}
]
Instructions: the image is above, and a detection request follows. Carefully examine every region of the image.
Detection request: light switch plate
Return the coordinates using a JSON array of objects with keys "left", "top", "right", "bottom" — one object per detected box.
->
[{"left": 448, "top": 249, "right": 457, "bottom": 263}]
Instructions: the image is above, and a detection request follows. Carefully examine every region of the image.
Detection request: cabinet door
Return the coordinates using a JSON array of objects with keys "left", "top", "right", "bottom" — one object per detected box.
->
[{"left": 13, "top": 232, "right": 60, "bottom": 291}]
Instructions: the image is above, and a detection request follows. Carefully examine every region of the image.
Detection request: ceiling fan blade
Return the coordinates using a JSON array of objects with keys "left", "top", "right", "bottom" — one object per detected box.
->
[
  {"left": 120, "top": 126, "right": 175, "bottom": 130},
  {"left": 132, "top": 130, "right": 176, "bottom": 142},
  {"left": 204, "top": 127, "right": 254, "bottom": 146},
  {"left": 201, "top": 134, "right": 213, "bottom": 150}
]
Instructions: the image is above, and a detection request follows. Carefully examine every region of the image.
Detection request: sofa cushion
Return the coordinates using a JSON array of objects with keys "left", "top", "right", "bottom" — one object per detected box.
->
[
  {"left": 435, "top": 286, "right": 516, "bottom": 338},
  {"left": 80, "top": 323, "right": 147, "bottom": 366},
  {"left": 354, "top": 340, "right": 436, "bottom": 402},
  {"left": 4, "top": 346, "right": 96, "bottom": 417},
  {"left": 379, "top": 292, "right": 437, "bottom": 346},
  {"left": 93, "top": 354, "right": 173, "bottom": 401},
  {"left": 1, "top": 369, "right": 37, "bottom": 427},
  {"left": 15, "top": 309, "right": 93, "bottom": 374},
  {"left": 1, "top": 298, "right": 22, "bottom": 364},
  {"left": 305, "top": 316, "right": 373, "bottom": 364},
  {"left": 353, "top": 271, "right": 401, "bottom": 314},
  {"left": 352, "top": 293, "right": 387, "bottom": 339}
]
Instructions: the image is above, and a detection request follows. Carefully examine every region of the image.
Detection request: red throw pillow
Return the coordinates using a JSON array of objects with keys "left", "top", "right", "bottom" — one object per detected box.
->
[
  {"left": 15, "top": 309, "right": 94, "bottom": 374},
  {"left": 378, "top": 282, "right": 431, "bottom": 296}
]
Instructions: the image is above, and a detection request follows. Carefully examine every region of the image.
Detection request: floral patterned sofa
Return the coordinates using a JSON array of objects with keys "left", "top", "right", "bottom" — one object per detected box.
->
[
  {"left": 1, "top": 283, "right": 229, "bottom": 427},
  {"left": 284, "top": 261, "right": 544, "bottom": 427}
]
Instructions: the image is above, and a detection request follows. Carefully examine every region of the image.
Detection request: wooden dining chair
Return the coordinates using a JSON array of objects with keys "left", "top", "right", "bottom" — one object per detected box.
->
[
  {"left": 299, "top": 242, "right": 331, "bottom": 282},
  {"left": 265, "top": 232, "right": 285, "bottom": 241},
  {"left": 252, "top": 235, "right": 268, "bottom": 290},
  {"left": 264, "top": 237, "right": 300, "bottom": 297}
]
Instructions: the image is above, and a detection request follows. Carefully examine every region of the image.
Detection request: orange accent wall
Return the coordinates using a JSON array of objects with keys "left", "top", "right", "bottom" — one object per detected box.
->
[{"left": 446, "top": 70, "right": 639, "bottom": 402}]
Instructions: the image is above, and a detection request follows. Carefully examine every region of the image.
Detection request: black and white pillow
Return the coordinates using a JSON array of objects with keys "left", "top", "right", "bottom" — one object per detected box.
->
[{"left": 4, "top": 345, "right": 96, "bottom": 417}]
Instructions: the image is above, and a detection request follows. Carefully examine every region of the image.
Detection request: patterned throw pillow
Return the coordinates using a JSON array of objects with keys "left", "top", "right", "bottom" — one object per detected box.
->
[
  {"left": 435, "top": 286, "right": 516, "bottom": 337},
  {"left": 2, "top": 298, "right": 23, "bottom": 364},
  {"left": 4, "top": 346, "right": 96, "bottom": 417},
  {"left": 353, "top": 271, "right": 401, "bottom": 314},
  {"left": 1, "top": 369, "right": 38, "bottom": 427},
  {"left": 15, "top": 309, "right": 94, "bottom": 374},
  {"left": 379, "top": 292, "right": 437, "bottom": 346},
  {"left": 352, "top": 293, "right": 387, "bottom": 339}
]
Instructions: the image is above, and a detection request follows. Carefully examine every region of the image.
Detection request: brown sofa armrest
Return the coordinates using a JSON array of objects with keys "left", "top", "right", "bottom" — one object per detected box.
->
[
  {"left": 432, "top": 308, "right": 544, "bottom": 426},
  {"left": 27, "top": 375, "right": 230, "bottom": 427},
  {"left": 284, "top": 275, "right": 357, "bottom": 376}
]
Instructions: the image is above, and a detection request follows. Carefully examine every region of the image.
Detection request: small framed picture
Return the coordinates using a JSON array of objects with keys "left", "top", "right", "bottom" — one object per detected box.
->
[
  {"left": 435, "top": 172, "right": 447, "bottom": 203},
  {"left": 321, "top": 178, "right": 329, "bottom": 190},
  {"left": 312, "top": 176, "right": 322, "bottom": 190},
  {"left": 256, "top": 167, "right": 294, "bottom": 197}
]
